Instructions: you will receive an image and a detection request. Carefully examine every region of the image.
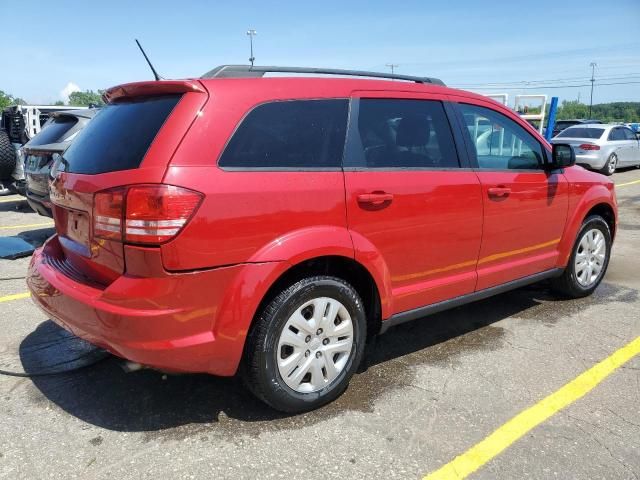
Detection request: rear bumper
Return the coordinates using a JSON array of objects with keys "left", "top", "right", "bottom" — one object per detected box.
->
[
  {"left": 27, "top": 235, "right": 251, "bottom": 376},
  {"left": 575, "top": 152, "right": 606, "bottom": 170}
]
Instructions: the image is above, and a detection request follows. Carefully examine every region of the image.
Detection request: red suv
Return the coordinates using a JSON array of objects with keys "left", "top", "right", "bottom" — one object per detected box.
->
[{"left": 27, "top": 66, "right": 617, "bottom": 412}]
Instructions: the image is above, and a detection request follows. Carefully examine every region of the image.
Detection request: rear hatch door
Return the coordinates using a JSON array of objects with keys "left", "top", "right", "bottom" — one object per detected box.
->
[{"left": 49, "top": 84, "right": 206, "bottom": 284}]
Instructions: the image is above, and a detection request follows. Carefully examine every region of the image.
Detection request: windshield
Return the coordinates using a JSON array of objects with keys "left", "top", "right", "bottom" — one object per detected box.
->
[
  {"left": 557, "top": 128, "right": 604, "bottom": 139},
  {"left": 62, "top": 95, "right": 181, "bottom": 174}
]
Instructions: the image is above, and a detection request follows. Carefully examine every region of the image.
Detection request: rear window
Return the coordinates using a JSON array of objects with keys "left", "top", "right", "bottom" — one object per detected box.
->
[
  {"left": 29, "top": 116, "right": 77, "bottom": 146},
  {"left": 219, "top": 99, "right": 348, "bottom": 169},
  {"left": 557, "top": 128, "right": 604, "bottom": 139},
  {"left": 63, "top": 95, "right": 180, "bottom": 174}
]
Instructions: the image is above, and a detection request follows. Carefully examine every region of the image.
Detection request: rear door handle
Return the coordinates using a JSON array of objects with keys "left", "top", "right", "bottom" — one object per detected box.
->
[
  {"left": 357, "top": 192, "right": 394, "bottom": 206},
  {"left": 487, "top": 187, "right": 511, "bottom": 198}
]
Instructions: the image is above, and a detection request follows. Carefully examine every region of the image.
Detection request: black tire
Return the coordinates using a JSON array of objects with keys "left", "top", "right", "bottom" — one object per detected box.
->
[
  {"left": 551, "top": 215, "right": 611, "bottom": 298},
  {"left": 0, "top": 129, "right": 17, "bottom": 180},
  {"left": 242, "top": 276, "right": 367, "bottom": 413},
  {"left": 600, "top": 153, "right": 617, "bottom": 176}
]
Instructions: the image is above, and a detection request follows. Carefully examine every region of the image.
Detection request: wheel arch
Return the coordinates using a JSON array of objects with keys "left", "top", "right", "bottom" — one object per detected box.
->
[
  {"left": 557, "top": 187, "right": 617, "bottom": 267},
  {"left": 249, "top": 255, "right": 384, "bottom": 343}
]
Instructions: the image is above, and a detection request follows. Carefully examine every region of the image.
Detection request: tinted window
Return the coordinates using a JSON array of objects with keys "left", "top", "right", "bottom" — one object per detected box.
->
[
  {"left": 348, "top": 99, "right": 459, "bottom": 168},
  {"left": 63, "top": 95, "right": 180, "bottom": 174},
  {"left": 459, "top": 104, "right": 544, "bottom": 170},
  {"left": 608, "top": 128, "right": 626, "bottom": 141},
  {"left": 622, "top": 128, "right": 637, "bottom": 140},
  {"left": 557, "top": 127, "right": 604, "bottom": 139},
  {"left": 219, "top": 100, "right": 348, "bottom": 169},
  {"left": 28, "top": 116, "right": 77, "bottom": 146}
]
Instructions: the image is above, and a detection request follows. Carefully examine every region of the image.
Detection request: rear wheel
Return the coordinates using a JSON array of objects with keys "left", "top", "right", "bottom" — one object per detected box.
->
[
  {"left": 600, "top": 153, "right": 617, "bottom": 176},
  {"left": 0, "top": 130, "right": 17, "bottom": 180},
  {"left": 243, "top": 276, "right": 366, "bottom": 413},
  {"left": 551, "top": 215, "right": 611, "bottom": 298}
]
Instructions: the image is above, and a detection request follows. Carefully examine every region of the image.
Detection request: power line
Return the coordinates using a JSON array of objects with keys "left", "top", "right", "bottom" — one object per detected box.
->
[
  {"left": 464, "top": 80, "right": 640, "bottom": 90},
  {"left": 453, "top": 73, "right": 640, "bottom": 87}
]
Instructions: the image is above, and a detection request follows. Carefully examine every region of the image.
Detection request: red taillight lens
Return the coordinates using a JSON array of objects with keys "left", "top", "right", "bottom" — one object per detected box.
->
[
  {"left": 93, "top": 185, "right": 202, "bottom": 245},
  {"left": 94, "top": 188, "right": 125, "bottom": 240},
  {"left": 579, "top": 143, "right": 600, "bottom": 151},
  {"left": 125, "top": 185, "right": 202, "bottom": 244}
]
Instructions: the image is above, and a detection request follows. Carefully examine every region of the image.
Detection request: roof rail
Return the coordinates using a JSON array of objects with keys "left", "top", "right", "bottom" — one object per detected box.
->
[{"left": 201, "top": 65, "right": 445, "bottom": 86}]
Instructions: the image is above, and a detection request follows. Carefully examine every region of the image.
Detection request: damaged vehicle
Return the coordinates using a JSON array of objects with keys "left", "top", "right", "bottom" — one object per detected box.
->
[
  {"left": 23, "top": 109, "right": 98, "bottom": 216},
  {"left": 0, "top": 104, "right": 88, "bottom": 195}
]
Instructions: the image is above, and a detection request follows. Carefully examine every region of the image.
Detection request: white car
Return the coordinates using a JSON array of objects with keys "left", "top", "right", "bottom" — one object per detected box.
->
[{"left": 551, "top": 124, "right": 640, "bottom": 175}]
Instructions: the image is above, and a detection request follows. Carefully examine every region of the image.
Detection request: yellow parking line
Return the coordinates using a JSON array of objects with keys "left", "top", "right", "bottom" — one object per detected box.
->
[
  {"left": 616, "top": 179, "right": 640, "bottom": 188},
  {"left": 0, "top": 222, "right": 53, "bottom": 230},
  {"left": 0, "top": 197, "right": 25, "bottom": 203},
  {"left": 0, "top": 292, "right": 31, "bottom": 303},
  {"left": 424, "top": 336, "right": 640, "bottom": 480}
]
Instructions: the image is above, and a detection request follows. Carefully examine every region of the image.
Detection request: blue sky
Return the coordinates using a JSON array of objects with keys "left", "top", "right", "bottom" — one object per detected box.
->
[{"left": 2, "top": 0, "right": 639, "bottom": 105}]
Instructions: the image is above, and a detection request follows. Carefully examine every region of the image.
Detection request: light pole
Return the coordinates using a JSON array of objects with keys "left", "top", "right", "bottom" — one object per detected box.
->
[
  {"left": 589, "top": 62, "right": 597, "bottom": 119},
  {"left": 247, "top": 29, "right": 257, "bottom": 67},
  {"left": 386, "top": 63, "right": 399, "bottom": 75}
]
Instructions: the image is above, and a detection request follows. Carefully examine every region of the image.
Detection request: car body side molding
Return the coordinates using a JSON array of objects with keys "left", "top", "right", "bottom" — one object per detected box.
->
[{"left": 380, "top": 268, "right": 563, "bottom": 333}]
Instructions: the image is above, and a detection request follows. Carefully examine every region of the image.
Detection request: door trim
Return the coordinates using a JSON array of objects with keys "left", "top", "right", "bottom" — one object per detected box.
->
[{"left": 379, "top": 268, "right": 563, "bottom": 333}]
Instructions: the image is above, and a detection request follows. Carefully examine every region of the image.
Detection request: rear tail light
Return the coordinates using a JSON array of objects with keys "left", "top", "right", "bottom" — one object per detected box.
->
[
  {"left": 93, "top": 185, "right": 203, "bottom": 245},
  {"left": 579, "top": 143, "right": 600, "bottom": 151},
  {"left": 94, "top": 189, "right": 124, "bottom": 240}
]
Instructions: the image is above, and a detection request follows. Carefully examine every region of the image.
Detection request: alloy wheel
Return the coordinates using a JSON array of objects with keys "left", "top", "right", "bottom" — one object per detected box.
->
[{"left": 608, "top": 154, "right": 617, "bottom": 174}]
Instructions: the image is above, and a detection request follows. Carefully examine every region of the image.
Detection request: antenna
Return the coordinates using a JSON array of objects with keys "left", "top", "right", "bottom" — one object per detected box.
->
[{"left": 135, "top": 39, "right": 163, "bottom": 81}]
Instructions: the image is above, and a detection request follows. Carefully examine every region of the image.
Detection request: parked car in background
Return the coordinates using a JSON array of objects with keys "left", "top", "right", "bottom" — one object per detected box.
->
[
  {"left": 552, "top": 119, "right": 602, "bottom": 138},
  {"left": 28, "top": 66, "right": 617, "bottom": 412},
  {"left": 551, "top": 123, "right": 640, "bottom": 175},
  {"left": 22, "top": 109, "right": 98, "bottom": 217},
  {"left": 0, "top": 104, "right": 88, "bottom": 196}
]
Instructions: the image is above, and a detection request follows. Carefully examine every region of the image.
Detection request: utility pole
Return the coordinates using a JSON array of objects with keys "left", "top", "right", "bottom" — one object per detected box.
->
[
  {"left": 247, "top": 29, "right": 257, "bottom": 67},
  {"left": 385, "top": 63, "right": 399, "bottom": 75},
  {"left": 589, "top": 62, "right": 597, "bottom": 118}
]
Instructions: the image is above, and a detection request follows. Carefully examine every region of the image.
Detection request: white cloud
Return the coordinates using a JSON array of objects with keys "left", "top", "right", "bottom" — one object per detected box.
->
[{"left": 60, "top": 82, "right": 81, "bottom": 102}]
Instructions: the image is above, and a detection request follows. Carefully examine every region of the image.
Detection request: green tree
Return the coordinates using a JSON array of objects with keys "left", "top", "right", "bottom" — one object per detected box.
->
[
  {"left": 555, "top": 100, "right": 640, "bottom": 123},
  {"left": 0, "top": 90, "right": 27, "bottom": 109},
  {"left": 68, "top": 89, "right": 105, "bottom": 107},
  {"left": 54, "top": 100, "right": 65, "bottom": 106}
]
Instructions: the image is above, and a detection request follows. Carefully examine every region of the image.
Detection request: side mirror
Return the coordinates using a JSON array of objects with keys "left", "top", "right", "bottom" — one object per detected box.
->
[{"left": 548, "top": 143, "right": 575, "bottom": 169}]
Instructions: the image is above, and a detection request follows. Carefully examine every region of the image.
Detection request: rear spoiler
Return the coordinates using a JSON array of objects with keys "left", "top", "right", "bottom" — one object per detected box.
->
[{"left": 103, "top": 80, "right": 205, "bottom": 103}]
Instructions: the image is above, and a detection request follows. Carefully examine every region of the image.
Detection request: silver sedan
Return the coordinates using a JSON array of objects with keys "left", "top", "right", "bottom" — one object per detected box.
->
[{"left": 551, "top": 124, "right": 640, "bottom": 175}]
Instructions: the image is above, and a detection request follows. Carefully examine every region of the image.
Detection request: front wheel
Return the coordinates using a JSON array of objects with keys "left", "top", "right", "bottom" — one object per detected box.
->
[
  {"left": 551, "top": 215, "right": 612, "bottom": 298},
  {"left": 242, "top": 276, "right": 366, "bottom": 413},
  {"left": 601, "top": 153, "right": 617, "bottom": 176}
]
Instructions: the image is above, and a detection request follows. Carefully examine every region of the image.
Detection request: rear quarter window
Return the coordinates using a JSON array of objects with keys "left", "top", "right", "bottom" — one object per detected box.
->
[
  {"left": 219, "top": 99, "right": 348, "bottom": 169},
  {"left": 62, "top": 95, "right": 180, "bottom": 174}
]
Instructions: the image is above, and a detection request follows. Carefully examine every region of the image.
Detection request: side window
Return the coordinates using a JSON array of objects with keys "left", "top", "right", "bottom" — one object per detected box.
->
[
  {"left": 458, "top": 103, "right": 545, "bottom": 170},
  {"left": 608, "top": 128, "right": 625, "bottom": 141},
  {"left": 219, "top": 99, "right": 348, "bottom": 169},
  {"left": 348, "top": 99, "right": 460, "bottom": 168},
  {"left": 623, "top": 128, "right": 636, "bottom": 141}
]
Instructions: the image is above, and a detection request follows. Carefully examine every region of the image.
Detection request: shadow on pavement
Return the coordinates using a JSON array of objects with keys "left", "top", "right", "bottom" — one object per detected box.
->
[
  {"left": 0, "top": 198, "right": 31, "bottom": 213},
  {"left": 25, "top": 284, "right": 637, "bottom": 436}
]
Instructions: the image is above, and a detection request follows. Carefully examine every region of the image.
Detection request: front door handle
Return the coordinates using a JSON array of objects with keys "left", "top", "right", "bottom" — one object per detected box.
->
[
  {"left": 357, "top": 192, "right": 394, "bottom": 207},
  {"left": 487, "top": 186, "right": 511, "bottom": 198}
]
